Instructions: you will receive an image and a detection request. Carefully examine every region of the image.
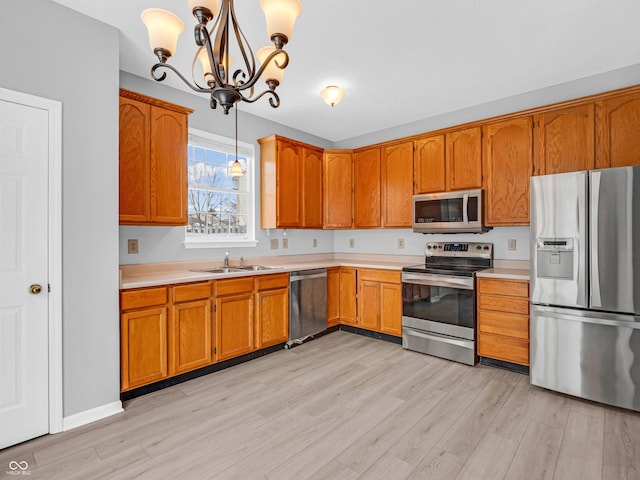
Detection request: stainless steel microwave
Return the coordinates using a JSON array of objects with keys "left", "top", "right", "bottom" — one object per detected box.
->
[{"left": 412, "top": 189, "right": 490, "bottom": 234}]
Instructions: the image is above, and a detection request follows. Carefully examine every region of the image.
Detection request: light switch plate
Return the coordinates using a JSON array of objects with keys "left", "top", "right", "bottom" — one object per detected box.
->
[
  {"left": 270, "top": 238, "right": 278, "bottom": 249},
  {"left": 398, "top": 238, "right": 405, "bottom": 249},
  {"left": 508, "top": 239, "right": 517, "bottom": 251},
  {"left": 349, "top": 239, "right": 355, "bottom": 248},
  {"left": 313, "top": 239, "right": 318, "bottom": 248},
  {"left": 282, "top": 238, "right": 288, "bottom": 249}
]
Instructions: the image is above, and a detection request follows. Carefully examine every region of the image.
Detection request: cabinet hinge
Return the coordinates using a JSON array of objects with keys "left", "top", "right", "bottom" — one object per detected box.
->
[
  {"left": 214, "top": 305, "right": 217, "bottom": 313},
  {"left": 214, "top": 346, "right": 217, "bottom": 354}
]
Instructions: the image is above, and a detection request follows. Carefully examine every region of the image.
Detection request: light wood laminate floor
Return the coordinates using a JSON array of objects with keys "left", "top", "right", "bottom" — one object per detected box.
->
[{"left": 2, "top": 331, "right": 640, "bottom": 479}]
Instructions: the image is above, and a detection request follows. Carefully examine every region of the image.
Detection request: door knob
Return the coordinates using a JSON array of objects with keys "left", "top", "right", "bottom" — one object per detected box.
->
[{"left": 29, "top": 284, "right": 43, "bottom": 295}]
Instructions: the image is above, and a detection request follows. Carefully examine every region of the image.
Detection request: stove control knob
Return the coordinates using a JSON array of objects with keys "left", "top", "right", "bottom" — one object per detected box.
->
[
  {"left": 476, "top": 245, "right": 482, "bottom": 250},
  {"left": 427, "top": 245, "right": 432, "bottom": 250},
  {"left": 483, "top": 245, "right": 490, "bottom": 250}
]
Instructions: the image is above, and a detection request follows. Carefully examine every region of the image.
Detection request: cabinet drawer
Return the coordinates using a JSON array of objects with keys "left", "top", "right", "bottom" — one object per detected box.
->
[
  {"left": 478, "top": 310, "right": 529, "bottom": 340},
  {"left": 478, "top": 332, "right": 529, "bottom": 366},
  {"left": 172, "top": 281, "right": 212, "bottom": 303},
  {"left": 216, "top": 277, "right": 254, "bottom": 295},
  {"left": 478, "top": 294, "right": 529, "bottom": 315},
  {"left": 478, "top": 278, "right": 529, "bottom": 298},
  {"left": 121, "top": 287, "right": 168, "bottom": 310},
  {"left": 357, "top": 268, "right": 401, "bottom": 284},
  {"left": 256, "top": 272, "right": 289, "bottom": 291}
]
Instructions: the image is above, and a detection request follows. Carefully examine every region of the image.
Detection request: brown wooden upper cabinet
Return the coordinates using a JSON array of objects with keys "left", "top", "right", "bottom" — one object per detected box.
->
[
  {"left": 382, "top": 141, "right": 413, "bottom": 227},
  {"left": 323, "top": 149, "right": 354, "bottom": 229},
  {"left": 533, "top": 103, "right": 595, "bottom": 175},
  {"left": 414, "top": 127, "right": 482, "bottom": 194},
  {"left": 353, "top": 147, "right": 382, "bottom": 228},
  {"left": 259, "top": 135, "right": 323, "bottom": 229},
  {"left": 414, "top": 134, "right": 445, "bottom": 193},
  {"left": 119, "top": 89, "right": 192, "bottom": 226},
  {"left": 483, "top": 117, "right": 534, "bottom": 226},
  {"left": 596, "top": 91, "right": 640, "bottom": 169}
]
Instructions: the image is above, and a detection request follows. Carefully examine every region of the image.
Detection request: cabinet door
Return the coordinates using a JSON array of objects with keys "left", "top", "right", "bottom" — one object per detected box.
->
[
  {"left": 323, "top": 151, "right": 353, "bottom": 228},
  {"left": 414, "top": 134, "right": 445, "bottom": 194},
  {"left": 150, "top": 106, "right": 188, "bottom": 225},
  {"left": 596, "top": 91, "right": 640, "bottom": 168},
  {"left": 353, "top": 147, "right": 381, "bottom": 228},
  {"left": 358, "top": 279, "right": 381, "bottom": 331},
  {"left": 276, "top": 139, "right": 301, "bottom": 227},
  {"left": 169, "top": 299, "right": 212, "bottom": 375},
  {"left": 327, "top": 268, "right": 340, "bottom": 327},
  {"left": 216, "top": 293, "right": 254, "bottom": 361},
  {"left": 380, "top": 283, "right": 402, "bottom": 336},
  {"left": 119, "top": 96, "right": 151, "bottom": 223},
  {"left": 382, "top": 141, "right": 413, "bottom": 227},
  {"left": 446, "top": 126, "right": 482, "bottom": 190},
  {"left": 339, "top": 268, "right": 357, "bottom": 325},
  {"left": 256, "top": 287, "right": 289, "bottom": 348},
  {"left": 483, "top": 117, "right": 533, "bottom": 226},
  {"left": 121, "top": 307, "right": 168, "bottom": 391},
  {"left": 534, "top": 104, "right": 595, "bottom": 175},
  {"left": 301, "top": 147, "right": 323, "bottom": 228}
]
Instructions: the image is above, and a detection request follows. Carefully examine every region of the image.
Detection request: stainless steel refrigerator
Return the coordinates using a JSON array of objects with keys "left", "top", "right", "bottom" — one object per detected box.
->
[{"left": 530, "top": 166, "right": 640, "bottom": 412}]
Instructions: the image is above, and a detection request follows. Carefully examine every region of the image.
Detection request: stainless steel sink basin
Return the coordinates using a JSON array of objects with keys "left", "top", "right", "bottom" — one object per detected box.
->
[
  {"left": 192, "top": 267, "right": 245, "bottom": 274},
  {"left": 235, "top": 265, "right": 281, "bottom": 271}
]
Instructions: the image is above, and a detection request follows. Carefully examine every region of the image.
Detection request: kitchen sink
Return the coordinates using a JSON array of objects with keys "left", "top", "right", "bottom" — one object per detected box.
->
[
  {"left": 192, "top": 267, "right": 246, "bottom": 274},
  {"left": 235, "top": 265, "right": 281, "bottom": 271}
]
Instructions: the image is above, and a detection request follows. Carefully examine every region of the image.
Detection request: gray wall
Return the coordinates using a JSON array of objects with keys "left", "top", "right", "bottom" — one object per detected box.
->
[
  {"left": 1, "top": 0, "right": 120, "bottom": 416},
  {"left": 119, "top": 71, "right": 335, "bottom": 265}
]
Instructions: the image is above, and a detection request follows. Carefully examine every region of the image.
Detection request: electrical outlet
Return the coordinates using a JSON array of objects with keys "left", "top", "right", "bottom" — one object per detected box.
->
[
  {"left": 127, "top": 239, "right": 139, "bottom": 254},
  {"left": 282, "top": 238, "right": 288, "bottom": 249},
  {"left": 398, "top": 238, "right": 405, "bottom": 249},
  {"left": 508, "top": 239, "right": 517, "bottom": 251},
  {"left": 313, "top": 238, "right": 318, "bottom": 248},
  {"left": 349, "top": 238, "right": 355, "bottom": 248},
  {"left": 270, "top": 238, "right": 278, "bottom": 250}
]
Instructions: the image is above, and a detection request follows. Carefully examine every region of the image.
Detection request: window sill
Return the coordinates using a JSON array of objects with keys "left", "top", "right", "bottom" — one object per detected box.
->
[{"left": 183, "top": 238, "right": 259, "bottom": 249}]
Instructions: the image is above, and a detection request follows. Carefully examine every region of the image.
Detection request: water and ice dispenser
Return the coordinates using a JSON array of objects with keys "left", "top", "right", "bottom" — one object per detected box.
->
[{"left": 536, "top": 238, "right": 574, "bottom": 279}]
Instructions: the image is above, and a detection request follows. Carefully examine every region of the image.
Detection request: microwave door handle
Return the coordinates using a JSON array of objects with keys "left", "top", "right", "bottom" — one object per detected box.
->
[{"left": 462, "top": 193, "right": 469, "bottom": 224}]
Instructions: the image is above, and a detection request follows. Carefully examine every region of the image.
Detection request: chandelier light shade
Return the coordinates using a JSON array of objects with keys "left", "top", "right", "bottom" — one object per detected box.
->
[
  {"left": 320, "top": 86, "right": 346, "bottom": 107},
  {"left": 141, "top": 0, "right": 302, "bottom": 114}
]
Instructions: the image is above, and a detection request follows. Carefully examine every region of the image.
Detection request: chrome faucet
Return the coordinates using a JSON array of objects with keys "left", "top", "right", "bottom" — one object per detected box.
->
[{"left": 224, "top": 250, "right": 230, "bottom": 268}]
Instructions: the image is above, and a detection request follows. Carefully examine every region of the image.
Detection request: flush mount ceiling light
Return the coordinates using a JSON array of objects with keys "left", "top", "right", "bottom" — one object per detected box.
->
[
  {"left": 141, "top": 0, "right": 302, "bottom": 114},
  {"left": 320, "top": 85, "right": 345, "bottom": 107}
]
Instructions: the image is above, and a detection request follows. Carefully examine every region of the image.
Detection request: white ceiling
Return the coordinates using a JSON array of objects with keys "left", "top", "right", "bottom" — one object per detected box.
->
[{"left": 52, "top": 0, "right": 640, "bottom": 143}]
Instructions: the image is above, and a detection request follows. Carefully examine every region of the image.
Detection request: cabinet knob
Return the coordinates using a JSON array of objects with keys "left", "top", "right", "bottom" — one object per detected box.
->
[{"left": 29, "top": 284, "right": 43, "bottom": 295}]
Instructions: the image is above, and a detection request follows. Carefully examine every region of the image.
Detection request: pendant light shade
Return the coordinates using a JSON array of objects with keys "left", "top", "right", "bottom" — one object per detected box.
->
[
  {"left": 320, "top": 86, "right": 345, "bottom": 107},
  {"left": 187, "top": 0, "right": 220, "bottom": 15},
  {"left": 257, "top": 46, "right": 287, "bottom": 84},
  {"left": 141, "top": 8, "right": 184, "bottom": 58},
  {"left": 260, "top": 0, "right": 302, "bottom": 44},
  {"left": 230, "top": 160, "right": 244, "bottom": 177}
]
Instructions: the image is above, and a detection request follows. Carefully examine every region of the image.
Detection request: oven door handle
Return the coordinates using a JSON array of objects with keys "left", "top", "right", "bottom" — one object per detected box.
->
[{"left": 402, "top": 273, "right": 474, "bottom": 290}]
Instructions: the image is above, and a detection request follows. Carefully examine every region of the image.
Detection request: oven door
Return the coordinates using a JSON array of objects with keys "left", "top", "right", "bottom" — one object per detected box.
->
[{"left": 401, "top": 272, "right": 476, "bottom": 340}]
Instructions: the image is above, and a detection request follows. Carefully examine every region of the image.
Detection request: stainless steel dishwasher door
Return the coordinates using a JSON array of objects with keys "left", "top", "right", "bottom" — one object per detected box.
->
[{"left": 288, "top": 268, "right": 328, "bottom": 346}]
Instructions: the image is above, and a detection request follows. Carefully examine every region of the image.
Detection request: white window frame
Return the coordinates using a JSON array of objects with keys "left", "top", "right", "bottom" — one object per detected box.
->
[{"left": 184, "top": 127, "right": 258, "bottom": 249}]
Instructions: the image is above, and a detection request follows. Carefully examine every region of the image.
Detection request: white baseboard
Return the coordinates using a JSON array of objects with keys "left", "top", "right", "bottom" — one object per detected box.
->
[{"left": 62, "top": 400, "right": 123, "bottom": 431}]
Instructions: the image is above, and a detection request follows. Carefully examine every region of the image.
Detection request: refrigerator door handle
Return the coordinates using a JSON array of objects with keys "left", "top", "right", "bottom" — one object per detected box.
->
[{"left": 590, "top": 171, "right": 602, "bottom": 308}]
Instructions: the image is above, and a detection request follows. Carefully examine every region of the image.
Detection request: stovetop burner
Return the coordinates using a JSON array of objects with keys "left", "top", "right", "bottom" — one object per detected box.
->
[{"left": 403, "top": 242, "right": 494, "bottom": 277}]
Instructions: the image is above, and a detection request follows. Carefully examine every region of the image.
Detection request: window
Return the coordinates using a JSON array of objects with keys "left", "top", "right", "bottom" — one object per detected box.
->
[{"left": 184, "top": 128, "right": 257, "bottom": 248}]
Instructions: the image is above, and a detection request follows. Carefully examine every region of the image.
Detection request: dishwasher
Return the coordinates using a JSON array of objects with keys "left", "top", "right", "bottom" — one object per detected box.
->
[{"left": 287, "top": 268, "right": 327, "bottom": 347}]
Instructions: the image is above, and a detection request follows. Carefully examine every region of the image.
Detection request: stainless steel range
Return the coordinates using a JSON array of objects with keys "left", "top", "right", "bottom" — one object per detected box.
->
[{"left": 402, "top": 242, "right": 493, "bottom": 365}]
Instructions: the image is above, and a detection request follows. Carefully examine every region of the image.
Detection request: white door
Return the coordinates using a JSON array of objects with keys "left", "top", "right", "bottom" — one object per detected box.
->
[{"left": 0, "top": 99, "right": 49, "bottom": 448}]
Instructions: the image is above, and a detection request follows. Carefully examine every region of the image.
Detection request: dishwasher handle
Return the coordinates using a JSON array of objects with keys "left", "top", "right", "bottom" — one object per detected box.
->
[{"left": 290, "top": 269, "right": 328, "bottom": 282}]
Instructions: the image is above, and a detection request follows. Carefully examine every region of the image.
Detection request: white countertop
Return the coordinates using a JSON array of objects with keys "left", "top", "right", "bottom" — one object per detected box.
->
[
  {"left": 119, "top": 253, "right": 421, "bottom": 289},
  {"left": 476, "top": 260, "right": 530, "bottom": 281}
]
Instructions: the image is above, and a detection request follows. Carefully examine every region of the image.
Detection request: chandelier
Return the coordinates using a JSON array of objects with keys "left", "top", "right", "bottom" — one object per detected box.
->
[{"left": 141, "top": 0, "right": 302, "bottom": 114}]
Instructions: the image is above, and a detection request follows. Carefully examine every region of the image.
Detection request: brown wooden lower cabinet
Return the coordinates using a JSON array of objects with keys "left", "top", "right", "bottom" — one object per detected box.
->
[
  {"left": 255, "top": 273, "right": 289, "bottom": 349},
  {"left": 477, "top": 277, "right": 530, "bottom": 366},
  {"left": 169, "top": 282, "right": 213, "bottom": 375},
  {"left": 120, "top": 273, "right": 290, "bottom": 392},
  {"left": 120, "top": 287, "right": 169, "bottom": 391},
  {"left": 215, "top": 277, "right": 255, "bottom": 362},
  {"left": 357, "top": 268, "right": 402, "bottom": 336}
]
